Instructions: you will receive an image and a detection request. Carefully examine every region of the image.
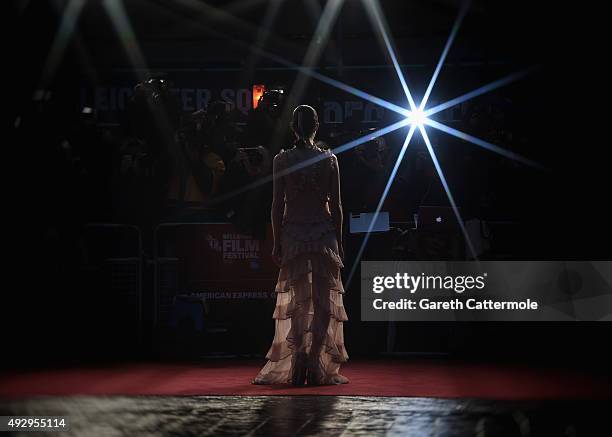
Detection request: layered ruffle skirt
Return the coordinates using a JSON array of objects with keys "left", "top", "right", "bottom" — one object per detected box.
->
[{"left": 253, "top": 220, "right": 349, "bottom": 385}]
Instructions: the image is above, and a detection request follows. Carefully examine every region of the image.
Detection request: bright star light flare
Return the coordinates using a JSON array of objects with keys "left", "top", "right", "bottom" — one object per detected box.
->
[
  {"left": 419, "top": 0, "right": 471, "bottom": 111},
  {"left": 362, "top": 0, "right": 417, "bottom": 111},
  {"left": 155, "top": 0, "right": 540, "bottom": 267},
  {"left": 346, "top": 124, "right": 417, "bottom": 286},
  {"left": 206, "top": 119, "right": 411, "bottom": 207},
  {"left": 419, "top": 124, "right": 478, "bottom": 259},
  {"left": 407, "top": 109, "right": 427, "bottom": 127},
  {"left": 347, "top": 0, "right": 541, "bottom": 285}
]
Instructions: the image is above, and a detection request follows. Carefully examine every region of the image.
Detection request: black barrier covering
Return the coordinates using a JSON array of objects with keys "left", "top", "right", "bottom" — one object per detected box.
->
[
  {"left": 82, "top": 224, "right": 143, "bottom": 344},
  {"left": 153, "top": 222, "right": 277, "bottom": 355}
]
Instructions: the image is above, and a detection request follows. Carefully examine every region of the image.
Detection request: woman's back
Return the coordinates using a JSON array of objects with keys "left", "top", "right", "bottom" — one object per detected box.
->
[
  {"left": 275, "top": 145, "right": 338, "bottom": 225},
  {"left": 254, "top": 104, "right": 348, "bottom": 386}
]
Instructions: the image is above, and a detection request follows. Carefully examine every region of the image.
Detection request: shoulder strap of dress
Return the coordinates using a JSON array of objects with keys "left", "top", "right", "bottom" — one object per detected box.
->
[
  {"left": 275, "top": 148, "right": 287, "bottom": 165},
  {"left": 325, "top": 149, "right": 336, "bottom": 169}
]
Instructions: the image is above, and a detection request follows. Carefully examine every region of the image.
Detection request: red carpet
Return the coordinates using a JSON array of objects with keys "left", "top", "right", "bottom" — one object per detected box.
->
[{"left": 1, "top": 359, "right": 611, "bottom": 400}]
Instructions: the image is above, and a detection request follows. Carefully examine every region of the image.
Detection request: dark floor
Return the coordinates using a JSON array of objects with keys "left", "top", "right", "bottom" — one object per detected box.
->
[{"left": 1, "top": 395, "right": 610, "bottom": 436}]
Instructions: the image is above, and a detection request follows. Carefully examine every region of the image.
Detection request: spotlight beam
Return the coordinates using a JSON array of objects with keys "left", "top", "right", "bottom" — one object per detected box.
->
[
  {"left": 157, "top": 0, "right": 411, "bottom": 117},
  {"left": 363, "top": 0, "right": 417, "bottom": 111},
  {"left": 103, "top": 0, "right": 177, "bottom": 151},
  {"left": 264, "top": 52, "right": 410, "bottom": 116},
  {"left": 239, "top": 0, "right": 283, "bottom": 82},
  {"left": 40, "top": 0, "right": 86, "bottom": 89},
  {"left": 346, "top": 125, "right": 417, "bottom": 287},
  {"left": 419, "top": 0, "right": 470, "bottom": 110},
  {"left": 287, "top": 0, "right": 344, "bottom": 99},
  {"left": 419, "top": 125, "right": 478, "bottom": 260},
  {"left": 424, "top": 67, "right": 538, "bottom": 117},
  {"left": 206, "top": 119, "right": 411, "bottom": 206},
  {"left": 278, "top": 121, "right": 411, "bottom": 178},
  {"left": 169, "top": 0, "right": 299, "bottom": 56},
  {"left": 47, "top": 0, "right": 99, "bottom": 87},
  {"left": 154, "top": 0, "right": 538, "bottom": 271},
  {"left": 424, "top": 118, "right": 543, "bottom": 168},
  {"left": 103, "top": 0, "right": 149, "bottom": 81},
  {"left": 270, "top": 0, "right": 345, "bottom": 151}
]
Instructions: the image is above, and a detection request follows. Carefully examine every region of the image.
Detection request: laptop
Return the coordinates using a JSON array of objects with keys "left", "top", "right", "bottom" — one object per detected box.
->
[
  {"left": 417, "top": 206, "right": 459, "bottom": 231},
  {"left": 349, "top": 212, "right": 390, "bottom": 233}
]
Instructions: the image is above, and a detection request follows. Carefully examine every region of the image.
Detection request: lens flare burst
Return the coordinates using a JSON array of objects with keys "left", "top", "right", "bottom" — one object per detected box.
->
[
  {"left": 406, "top": 109, "right": 427, "bottom": 127},
  {"left": 110, "top": 0, "right": 539, "bottom": 280},
  {"left": 347, "top": 0, "right": 541, "bottom": 285}
]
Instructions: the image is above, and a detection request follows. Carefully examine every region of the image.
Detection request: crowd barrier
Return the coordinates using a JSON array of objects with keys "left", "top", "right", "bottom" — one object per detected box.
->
[
  {"left": 82, "top": 223, "right": 143, "bottom": 343},
  {"left": 152, "top": 222, "right": 278, "bottom": 355},
  {"left": 80, "top": 219, "right": 517, "bottom": 356}
]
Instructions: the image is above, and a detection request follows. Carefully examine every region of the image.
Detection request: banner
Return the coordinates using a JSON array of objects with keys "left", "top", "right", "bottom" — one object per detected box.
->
[{"left": 158, "top": 223, "right": 278, "bottom": 297}]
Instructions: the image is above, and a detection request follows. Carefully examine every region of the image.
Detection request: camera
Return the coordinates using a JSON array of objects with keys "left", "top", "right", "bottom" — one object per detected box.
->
[
  {"left": 257, "top": 88, "right": 285, "bottom": 114},
  {"left": 238, "top": 147, "right": 264, "bottom": 166}
]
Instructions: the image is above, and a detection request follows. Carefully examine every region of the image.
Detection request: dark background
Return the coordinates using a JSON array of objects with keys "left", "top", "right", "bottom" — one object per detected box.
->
[{"left": 5, "top": 0, "right": 612, "bottom": 368}]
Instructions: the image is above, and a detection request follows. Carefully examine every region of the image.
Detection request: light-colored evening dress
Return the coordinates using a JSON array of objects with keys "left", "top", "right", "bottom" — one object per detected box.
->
[{"left": 253, "top": 144, "right": 349, "bottom": 385}]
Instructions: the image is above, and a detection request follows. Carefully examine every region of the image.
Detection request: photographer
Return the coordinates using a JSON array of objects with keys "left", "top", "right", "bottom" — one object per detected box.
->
[
  {"left": 340, "top": 130, "right": 391, "bottom": 213},
  {"left": 167, "top": 101, "right": 244, "bottom": 215},
  {"left": 245, "top": 88, "right": 292, "bottom": 155},
  {"left": 172, "top": 109, "right": 217, "bottom": 204},
  {"left": 234, "top": 146, "right": 272, "bottom": 178},
  {"left": 116, "top": 78, "right": 180, "bottom": 224},
  {"left": 208, "top": 89, "right": 287, "bottom": 237},
  {"left": 204, "top": 100, "right": 242, "bottom": 164},
  {"left": 218, "top": 143, "right": 272, "bottom": 238}
]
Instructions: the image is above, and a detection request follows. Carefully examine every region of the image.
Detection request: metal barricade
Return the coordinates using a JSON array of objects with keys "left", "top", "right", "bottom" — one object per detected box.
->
[
  {"left": 82, "top": 223, "right": 143, "bottom": 344},
  {"left": 152, "top": 221, "right": 277, "bottom": 356},
  {"left": 152, "top": 222, "right": 225, "bottom": 328}
]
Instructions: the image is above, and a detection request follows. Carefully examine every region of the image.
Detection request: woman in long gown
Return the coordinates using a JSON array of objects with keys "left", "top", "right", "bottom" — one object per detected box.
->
[{"left": 253, "top": 105, "right": 349, "bottom": 386}]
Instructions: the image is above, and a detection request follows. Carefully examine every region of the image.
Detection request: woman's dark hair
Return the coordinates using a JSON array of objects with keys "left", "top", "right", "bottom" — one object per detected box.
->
[{"left": 290, "top": 105, "right": 319, "bottom": 147}]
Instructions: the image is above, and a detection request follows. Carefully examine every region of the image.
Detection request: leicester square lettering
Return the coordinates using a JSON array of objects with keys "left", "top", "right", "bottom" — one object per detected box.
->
[{"left": 81, "top": 86, "right": 459, "bottom": 124}]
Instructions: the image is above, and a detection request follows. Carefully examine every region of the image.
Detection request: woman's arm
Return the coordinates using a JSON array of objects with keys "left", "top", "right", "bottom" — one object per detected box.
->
[
  {"left": 329, "top": 154, "right": 344, "bottom": 260},
  {"left": 271, "top": 153, "right": 285, "bottom": 265}
]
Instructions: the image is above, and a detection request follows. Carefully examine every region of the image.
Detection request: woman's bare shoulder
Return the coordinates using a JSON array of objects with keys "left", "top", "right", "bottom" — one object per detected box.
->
[
  {"left": 273, "top": 148, "right": 288, "bottom": 164},
  {"left": 324, "top": 149, "right": 339, "bottom": 169},
  {"left": 313, "top": 143, "right": 336, "bottom": 159}
]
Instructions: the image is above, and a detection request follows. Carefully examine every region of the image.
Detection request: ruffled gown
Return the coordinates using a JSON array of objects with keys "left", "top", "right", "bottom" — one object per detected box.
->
[{"left": 253, "top": 146, "right": 349, "bottom": 385}]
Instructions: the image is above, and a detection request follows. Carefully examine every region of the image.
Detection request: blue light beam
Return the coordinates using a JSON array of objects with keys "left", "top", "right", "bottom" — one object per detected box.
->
[
  {"left": 278, "top": 119, "right": 410, "bottom": 178},
  {"left": 424, "top": 118, "right": 543, "bottom": 168},
  {"left": 288, "top": 60, "right": 411, "bottom": 117},
  {"left": 269, "top": 0, "right": 344, "bottom": 150},
  {"left": 346, "top": 125, "right": 417, "bottom": 287},
  {"left": 424, "top": 67, "right": 538, "bottom": 117},
  {"left": 163, "top": 0, "right": 411, "bottom": 118},
  {"left": 103, "top": 0, "right": 149, "bottom": 81},
  {"left": 363, "top": 0, "right": 417, "bottom": 111},
  {"left": 419, "top": 125, "right": 478, "bottom": 260},
  {"left": 207, "top": 119, "right": 411, "bottom": 206},
  {"left": 39, "top": 0, "right": 86, "bottom": 89},
  {"left": 419, "top": 0, "right": 471, "bottom": 110}
]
